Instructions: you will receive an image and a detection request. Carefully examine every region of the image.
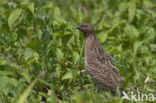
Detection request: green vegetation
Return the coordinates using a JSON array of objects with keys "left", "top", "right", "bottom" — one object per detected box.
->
[{"left": 0, "top": 0, "right": 156, "bottom": 103}]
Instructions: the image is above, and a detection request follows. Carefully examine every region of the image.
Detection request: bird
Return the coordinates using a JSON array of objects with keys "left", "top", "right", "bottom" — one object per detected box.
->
[{"left": 76, "top": 23, "right": 124, "bottom": 92}]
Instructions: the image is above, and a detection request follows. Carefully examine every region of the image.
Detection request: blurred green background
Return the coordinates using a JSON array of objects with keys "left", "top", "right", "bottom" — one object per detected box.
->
[{"left": 0, "top": 0, "right": 156, "bottom": 103}]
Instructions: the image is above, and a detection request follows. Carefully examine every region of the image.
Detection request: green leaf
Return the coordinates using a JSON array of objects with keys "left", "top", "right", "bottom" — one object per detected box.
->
[
  {"left": 133, "top": 41, "right": 143, "bottom": 55},
  {"left": 8, "top": 9, "right": 21, "bottom": 29},
  {"left": 0, "top": 76, "right": 18, "bottom": 87},
  {"left": 0, "top": 71, "right": 14, "bottom": 76},
  {"left": 62, "top": 70, "right": 73, "bottom": 80},
  {"left": 98, "top": 32, "right": 108, "bottom": 43},
  {"left": 9, "top": 62, "right": 20, "bottom": 70},
  {"left": 73, "top": 52, "right": 79, "bottom": 64},
  {"left": 145, "top": 27, "right": 155, "bottom": 41},
  {"left": 0, "top": 56, "right": 6, "bottom": 65},
  {"left": 128, "top": 0, "right": 136, "bottom": 23},
  {"left": 21, "top": 70, "right": 31, "bottom": 83},
  {"left": 50, "top": 84, "right": 56, "bottom": 103},
  {"left": 24, "top": 48, "right": 34, "bottom": 60},
  {"left": 27, "top": 3, "right": 34, "bottom": 14},
  {"left": 21, "top": 2, "right": 34, "bottom": 13},
  {"left": 17, "top": 79, "right": 37, "bottom": 103},
  {"left": 0, "top": 76, "right": 19, "bottom": 94},
  {"left": 124, "top": 24, "right": 139, "bottom": 38},
  {"left": 56, "top": 48, "right": 64, "bottom": 60},
  {"left": 54, "top": 7, "right": 60, "bottom": 17},
  {"left": 149, "top": 44, "right": 156, "bottom": 51},
  {"left": 26, "top": 40, "right": 41, "bottom": 52},
  {"left": 119, "top": 2, "right": 128, "bottom": 13}
]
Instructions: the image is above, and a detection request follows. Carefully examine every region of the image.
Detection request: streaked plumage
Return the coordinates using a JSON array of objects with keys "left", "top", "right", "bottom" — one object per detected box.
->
[{"left": 76, "top": 23, "right": 124, "bottom": 91}]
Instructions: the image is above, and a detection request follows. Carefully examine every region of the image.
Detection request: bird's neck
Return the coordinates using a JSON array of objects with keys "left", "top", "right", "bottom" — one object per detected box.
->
[
  {"left": 85, "top": 32, "right": 105, "bottom": 59},
  {"left": 85, "top": 31, "right": 96, "bottom": 40},
  {"left": 86, "top": 32, "right": 97, "bottom": 43},
  {"left": 85, "top": 32, "right": 99, "bottom": 51}
]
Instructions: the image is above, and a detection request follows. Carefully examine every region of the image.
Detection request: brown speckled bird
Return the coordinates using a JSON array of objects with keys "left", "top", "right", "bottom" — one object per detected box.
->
[{"left": 76, "top": 23, "right": 124, "bottom": 92}]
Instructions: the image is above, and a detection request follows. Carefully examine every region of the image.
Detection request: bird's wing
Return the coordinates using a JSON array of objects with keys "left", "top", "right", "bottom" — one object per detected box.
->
[
  {"left": 86, "top": 52, "right": 120, "bottom": 89},
  {"left": 97, "top": 53, "right": 119, "bottom": 75},
  {"left": 93, "top": 45, "right": 119, "bottom": 73}
]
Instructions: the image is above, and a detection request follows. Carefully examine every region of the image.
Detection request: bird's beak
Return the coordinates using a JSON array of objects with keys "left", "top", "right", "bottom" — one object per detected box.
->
[{"left": 76, "top": 25, "right": 80, "bottom": 30}]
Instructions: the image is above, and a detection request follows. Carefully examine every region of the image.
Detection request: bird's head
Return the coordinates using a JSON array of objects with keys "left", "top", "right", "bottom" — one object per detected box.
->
[{"left": 76, "top": 23, "right": 95, "bottom": 37}]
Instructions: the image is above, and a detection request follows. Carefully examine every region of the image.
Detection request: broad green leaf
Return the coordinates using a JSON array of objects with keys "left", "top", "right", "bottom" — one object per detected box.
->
[
  {"left": 140, "top": 26, "right": 155, "bottom": 41},
  {"left": 24, "top": 48, "right": 34, "bottom": 60},
  {"left": 0, "top": 71, "right": 14, "bottom": 76},
  {"left": 149, "top": 44, "right": 156, "bottom": 51},
  {"left": 56, "top": 48, "right": 64, "bottom": 60},
  {"left": 0, "top": 76, "right": 19, "bottom": 94},
  {"left": 128, "top": 0, "right": 136, "bottom": 23},
  {"left": 145, "top": 27, "right": 155, "bottom": 41},
  {"left": 149, "top": 68, "right": 156, "bottom": 73},
  {"left": 119, "top": 2, "right": 128, "bottom": 13},
  {"left": 21, "top": 70, "right": 31, "bottom": 83},
  {"left": 67, "top": 35, "right": 75, "bottom": 49},
  {"left": 8, "top": 9, "right": 21, "bottom": 29},
  {"left": 73, "top": 52, "right": 79, "bottom": 64},
  {"left": 54, "top": 7, "right": 60, "bottom": 17},
  {"left": 98, "top": 32, "right": 108, "bottom": 43},
  {"left": 21, "top": 2, "right": 34, "bottom": 13},
  {"left": 143, "top": 0, "right": 154, "bottom": 7},
  {"left": 133, "top": 41, "right": 143, "bottom": 55},
  {"left": 0, "top": 76, "right": 18, "bottom": 87},
  {"left": 62, "top": 70, "right": 73, "bottom": 80},
  {"left": 26, "top": 40, "right": 41, "bottom": 52},
  {"left": 33, "top": 52, "right": 39, "bottom": 62},
  {"left": 9, "top": 62, "right": 19, "bottom": 70},
  {"left": 124, "top": 24, "right": 139, "bottom": 38},
  {"left": 26, "top": 2, "right": 34, "bottom": 14}
]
